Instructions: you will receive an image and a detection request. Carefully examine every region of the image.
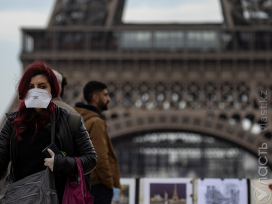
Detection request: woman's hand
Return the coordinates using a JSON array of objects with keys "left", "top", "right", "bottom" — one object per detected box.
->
[{"left": 44, "top": 148, "right": 55, "bottom": 172}]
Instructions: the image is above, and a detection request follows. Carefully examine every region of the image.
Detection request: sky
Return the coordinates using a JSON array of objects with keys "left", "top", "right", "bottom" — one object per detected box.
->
[{"left": 0, "top": 0, "right": 222, "bottom": 119}]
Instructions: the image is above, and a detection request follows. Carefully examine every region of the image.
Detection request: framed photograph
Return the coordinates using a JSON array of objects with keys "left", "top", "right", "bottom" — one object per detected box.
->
[
  {"left": 112, "top": 178, "right": 136, "bottom": 204},
  {"left": 197, "top": 178, "right": 248, "bottom": 204},
  {"left": 139, "top": 178, "right": 193, "bottom": 204},
  {"left": 250, "top": 179, "right": 272, "bottom": 204}
]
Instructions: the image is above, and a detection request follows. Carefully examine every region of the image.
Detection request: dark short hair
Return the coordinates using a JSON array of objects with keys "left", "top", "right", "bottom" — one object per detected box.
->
[
  {"left": 60, "top": 76, "right": 67, "bottom": 98},
  {"left": 84, "top": 81, "right": 107, "bottom": 103}
]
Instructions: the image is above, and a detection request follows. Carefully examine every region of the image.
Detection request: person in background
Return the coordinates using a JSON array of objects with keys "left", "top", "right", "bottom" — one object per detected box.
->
[
  {"left": 52, "top": 70, "right": 78, "bottom": 114},
  {"left": 74, "top": 81, "right": 121, "bottom": 204}
]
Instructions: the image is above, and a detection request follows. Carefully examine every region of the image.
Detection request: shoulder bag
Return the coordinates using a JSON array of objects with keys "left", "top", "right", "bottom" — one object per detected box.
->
[
  {"left": 62, "top": 157, "right": 94, "bottom": 204},
  {"left": 1, "top": 114, "right": 59, "bottom": 204}
]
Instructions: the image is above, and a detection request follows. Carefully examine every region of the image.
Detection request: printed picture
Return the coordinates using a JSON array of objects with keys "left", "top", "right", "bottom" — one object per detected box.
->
[
  {"left": 197, "top": 179, "right": 248, "bottom": 204},
  {"left": 112, "top": 179, "right": 136, "bottom": 204},
  {"left": 112, "top": 184, "right": 129, "bottom": 204},
  {"left": 150, "top": 183, "right": 186, "bottom": 204},
  {"left": 140, "top": 178, "right": 193, "bottom": 204}
]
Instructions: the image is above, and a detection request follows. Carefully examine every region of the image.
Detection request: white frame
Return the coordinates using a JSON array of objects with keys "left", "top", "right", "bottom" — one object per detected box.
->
[
  {"left": 197, "top": 178, "right": 248, "bottom": 204},
  {"left": 112, "top": 178, "right": 136, "bottom": 204},
  {"left": 140, "top": 178, "right": 193, "bottom": 204}
]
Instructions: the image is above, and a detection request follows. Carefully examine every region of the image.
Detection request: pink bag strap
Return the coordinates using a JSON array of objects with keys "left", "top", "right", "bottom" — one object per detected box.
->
[{"left": 74, "top": 157, "right": 88, "bottom": 195}]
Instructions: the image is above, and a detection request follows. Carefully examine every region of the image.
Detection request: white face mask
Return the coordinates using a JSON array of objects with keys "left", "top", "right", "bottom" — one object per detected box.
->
[{"left": 24, "top": 88, "right": 52, "bottom": 109}]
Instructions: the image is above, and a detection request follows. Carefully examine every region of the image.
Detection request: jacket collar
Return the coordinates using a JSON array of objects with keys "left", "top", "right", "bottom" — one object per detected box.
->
[
  {"left": 6, "top": 111, "right": 18, "bottom": 121},
  {"left": 75, "top": 102, "right": 103, "bottom": 117}
]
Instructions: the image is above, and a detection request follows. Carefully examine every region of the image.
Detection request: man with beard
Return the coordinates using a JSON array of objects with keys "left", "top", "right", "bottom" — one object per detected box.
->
[{"left": 74, "top": 81, "right": 121, "bottom": 204}]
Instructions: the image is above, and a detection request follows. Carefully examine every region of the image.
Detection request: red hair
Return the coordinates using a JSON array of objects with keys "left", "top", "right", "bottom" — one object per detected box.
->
[{"left": 12, "top": 60, "right": 60, "bottom": 141}]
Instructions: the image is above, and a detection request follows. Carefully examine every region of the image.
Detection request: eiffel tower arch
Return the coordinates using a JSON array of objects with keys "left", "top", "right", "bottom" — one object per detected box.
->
[{"left": 7, "top": 0, "right": 272, "bottom": 178}]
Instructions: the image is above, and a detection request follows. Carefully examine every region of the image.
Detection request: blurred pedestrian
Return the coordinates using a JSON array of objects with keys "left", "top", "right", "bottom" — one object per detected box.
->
[
  {"left": 75, "top": 81, "right": 121, "bottom": 204},
  {"left": 52, "top": 70, "right": 78, "bottom": 114},
  {"left": 0, "top": 60, "right": 97, "bottom": 203}
]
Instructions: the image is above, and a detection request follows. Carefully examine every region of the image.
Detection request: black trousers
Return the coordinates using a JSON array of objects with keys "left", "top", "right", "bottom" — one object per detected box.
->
[{"left": 90, "top": 183, "right": 113, "bottom": 204}]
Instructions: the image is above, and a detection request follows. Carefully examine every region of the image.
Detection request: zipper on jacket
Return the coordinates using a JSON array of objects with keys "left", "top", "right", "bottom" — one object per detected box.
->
[
  {"left": 56, "top": 133, "right": 63, "bottom": 151},
  {"left": 10, "top": 130, "right": 16, "bottom": 182}
]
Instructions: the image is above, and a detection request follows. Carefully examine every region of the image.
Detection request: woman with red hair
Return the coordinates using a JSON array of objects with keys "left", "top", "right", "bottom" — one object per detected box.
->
[{"left": 0, "top": 60, "right": 97, "bottom": 203}]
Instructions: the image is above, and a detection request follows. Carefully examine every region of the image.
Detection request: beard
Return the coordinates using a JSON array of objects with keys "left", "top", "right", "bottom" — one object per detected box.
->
[{"left": 98, "top": 100, "right": 108, "bottom": 111}]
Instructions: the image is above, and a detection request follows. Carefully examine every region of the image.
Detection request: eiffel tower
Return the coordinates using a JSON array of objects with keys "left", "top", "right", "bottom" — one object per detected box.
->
[
  {"left": 4, "top": 0, "right": 272, "bottom": 178},
  {"left": 171, "top": 184, "right": 179, "bottom": 202}
]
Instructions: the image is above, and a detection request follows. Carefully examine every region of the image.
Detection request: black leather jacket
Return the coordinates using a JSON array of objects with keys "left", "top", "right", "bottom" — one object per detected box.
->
[{"left": 0, "top": 105, "right": 97, "bottom": 181}]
